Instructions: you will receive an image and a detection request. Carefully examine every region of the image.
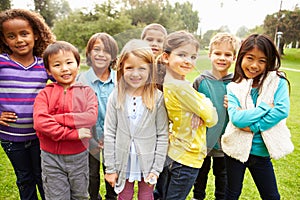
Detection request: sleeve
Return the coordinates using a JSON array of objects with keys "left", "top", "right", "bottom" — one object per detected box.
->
[
  {"left": 249, "top": 78, "right": 290, "bottom": 133},
  {"left": 103, "top": 91, "right": 118, "bottom": 173},
  {"left": 176, "top": 83, "right": 218, "bottom": 128},
  {"left": 33, "top": 90, "right": 79, "bottom": 141},
  {"left": 227, "top": 87, "right": 271, "bottom": 128},
  {"left": 151, "top": 93, "right": 169, "bottom": 175},
  {"left": 52, "top": 87, "right": 98, "bottom": 129},
  {"left": 192, "top": 75, "right": 202, "bottom": 91}
]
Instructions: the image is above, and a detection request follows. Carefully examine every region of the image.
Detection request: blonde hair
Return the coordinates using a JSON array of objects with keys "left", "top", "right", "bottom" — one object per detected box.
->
[
  {"left": 141, "top": 23, "right": 167, "bottom": 40},
  {"left": 209, "top": 32, "right": 240, "bottom": 56},
  {"left": 116, "top": 39, "right": 157, "bottom": 111}
]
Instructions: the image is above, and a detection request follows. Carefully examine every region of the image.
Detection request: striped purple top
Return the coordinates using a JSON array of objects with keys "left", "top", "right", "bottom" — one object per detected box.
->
[{"left": 0, "top": 53, "right": 49, "bottom": 142}]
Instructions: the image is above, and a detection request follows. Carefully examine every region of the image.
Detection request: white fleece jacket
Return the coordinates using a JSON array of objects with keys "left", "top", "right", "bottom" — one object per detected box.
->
[{"left": 221, "top": 71, "right": 294, "bottom": 162}]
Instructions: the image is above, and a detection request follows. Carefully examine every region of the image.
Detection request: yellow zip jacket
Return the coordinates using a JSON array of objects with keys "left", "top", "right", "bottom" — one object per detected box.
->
[{"left": 163, "top": 79, "right": 218, "bottom": 168}]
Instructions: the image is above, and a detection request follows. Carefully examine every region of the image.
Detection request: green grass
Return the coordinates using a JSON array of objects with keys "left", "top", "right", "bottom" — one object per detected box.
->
[{"left": 0, "top": 49, "right": 299, "bottom": 200}]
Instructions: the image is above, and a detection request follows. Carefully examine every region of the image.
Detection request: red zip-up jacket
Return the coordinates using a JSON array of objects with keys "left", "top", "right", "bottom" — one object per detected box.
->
[{"left": 33, "top": 82, "right": 98, "bottom": 155}]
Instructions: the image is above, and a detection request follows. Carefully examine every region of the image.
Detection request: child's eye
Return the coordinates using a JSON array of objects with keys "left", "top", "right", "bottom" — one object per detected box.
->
[
  {"left": 21, "top": 32, "right": 28, "bottom": 36},
  {"left": 259, "top": 59, "right": 267, "bottom": 64},
  {"left": 246, "top": 56, "right": 253, "bottom": 61},
  {"left": 125, "top": 66, "right": 133, "bottom": 70},
  {"left": 67, "top": 61, "right": 74, "bottom": 65},
  {"left": 191, "top": 55, "right": 197, "bottom": 60},
  {"left": 225, "top": 53, "right": 233, "bottom": 57},
  {"left": 177, "top": 53, "right": 186, "bottom": 58},
  {"left": 146, "top": 38, "right": 154, "bottom": 42},
  {"left": 7, "top": 35, "right": 15, "bottom": 39}
]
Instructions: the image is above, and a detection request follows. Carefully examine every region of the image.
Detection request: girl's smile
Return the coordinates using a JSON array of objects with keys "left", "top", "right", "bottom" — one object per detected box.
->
[
  {"left": 241, "top": 47, "right": 267, "bottom": 79},
  {"left": 123, "top": 53, "right": 150, "bottom": 95}
]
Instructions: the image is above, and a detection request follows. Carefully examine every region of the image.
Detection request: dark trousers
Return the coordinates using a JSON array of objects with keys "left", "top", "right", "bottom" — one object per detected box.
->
[
  {"left": 193, "top": 156, "right": 227, "bottom": 200},
  {"left": 225, "top": 154, "right": 280, "bottom": 200},
  {"left": 1, "top": 138, "right": 45, "bottom": 200},
  {"left": 89, "top": 152, "right": 117, "bottom": 200}
]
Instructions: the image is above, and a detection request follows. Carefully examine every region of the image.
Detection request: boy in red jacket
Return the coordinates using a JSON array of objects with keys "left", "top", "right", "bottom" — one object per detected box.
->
[{"left": 33, "top": 41, "right": 98, "bottom": 200}]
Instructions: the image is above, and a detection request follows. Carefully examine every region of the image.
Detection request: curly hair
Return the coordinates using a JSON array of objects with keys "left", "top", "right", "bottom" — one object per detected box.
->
[{"left": 0, "top": 8, "right": 56, "bottom": 57}]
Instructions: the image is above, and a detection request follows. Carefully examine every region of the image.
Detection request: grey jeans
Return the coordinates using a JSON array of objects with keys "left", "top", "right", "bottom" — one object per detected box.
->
[{"left": 41, "top": 150, "right": 89, "bottom": 200}]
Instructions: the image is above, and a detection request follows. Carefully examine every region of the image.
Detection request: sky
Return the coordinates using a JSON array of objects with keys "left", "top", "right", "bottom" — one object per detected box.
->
[{"left": 11, "top": 0, "right": 299, "bottom": 34}]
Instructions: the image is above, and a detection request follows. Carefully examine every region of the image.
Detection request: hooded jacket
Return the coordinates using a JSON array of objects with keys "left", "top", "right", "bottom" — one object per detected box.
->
[{"left": 33, "top": 82, "right": 98, "bottom": 155}]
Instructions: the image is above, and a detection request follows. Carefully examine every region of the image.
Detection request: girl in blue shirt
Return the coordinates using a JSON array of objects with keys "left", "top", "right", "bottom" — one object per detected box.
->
[{"left": 221, "top": 34, "right": 293, "bottom": 200}]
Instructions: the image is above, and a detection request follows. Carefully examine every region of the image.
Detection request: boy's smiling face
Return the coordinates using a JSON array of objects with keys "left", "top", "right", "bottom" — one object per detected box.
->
[
  {"left": 46, "top": 50, "right": 79, "bottom": 89},
  {"left": 209, "top": 43, "right": 235, "bottom": 78}
]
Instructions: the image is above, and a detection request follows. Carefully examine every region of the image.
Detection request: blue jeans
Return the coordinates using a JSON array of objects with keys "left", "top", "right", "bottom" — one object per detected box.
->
[
  {"left": 193, "top": 156, "right": 227, "bottom": 200},
  {"left": 154, "top": 156, "right": 199, "bottom": 200},
  {"left": 1, "top": 138, "right": 45, "bottom": 200},
  {"left": 225, "top": 154, "right": 280, "bottom": 200}
]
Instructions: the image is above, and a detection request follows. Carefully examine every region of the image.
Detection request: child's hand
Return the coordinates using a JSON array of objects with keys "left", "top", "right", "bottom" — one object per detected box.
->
[
  {"left": 240, "top": 127, "right": 252, "bottom": 132},
  {"left": 191, "top": 114, "right": 203, "bottom": 129},
  {"left": 98, "top": 139, "right": 104, "bottom": 149},
  {"left": 268, "top": 103, "right": 274, "bottom": 108},
  {"left": 145, "top": 173, "right": 158, "bottom": 185},
  {"left": 105, "top": 173, "right": 118, "bottom": 187},
  {"left": 78, "top": 128, "right": 92, "bottom": 139},
  {"left": 0, "top": 111, "right": 17, "bottom": 126},
  {"left": 223, "top": 95, "right": 228, "bottom": 109}
]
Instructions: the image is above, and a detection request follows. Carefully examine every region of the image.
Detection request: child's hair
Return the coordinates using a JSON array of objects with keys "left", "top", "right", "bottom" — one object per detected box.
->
[
  {"left": 43, "top": 41, "right": 80, "bottom": 70},
  {"left": 232, "top": 33, "right": 290, "bottom": 92},
  {"left": 116, "top": 39, "right": 156, "bottom": 111},
  {"left": 209, "top": 32, "right": 240, "bottom": 55},
  {"left": 85, "top": 32, "right": 119, "bottom": 70},
  {"left": 140, "top": 23, "right": 168, "bottom": 40},
  {"left": 0, "top": 8, "right": 55, "bottom": 57},
  {"left": 163, "top": 30, "right": 200, "bottom": 54}
]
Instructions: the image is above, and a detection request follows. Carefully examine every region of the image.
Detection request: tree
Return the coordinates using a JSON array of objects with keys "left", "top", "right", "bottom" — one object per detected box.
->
[
  {"left": 174, "top": 1, "right": 199, "bottom": 33},
  {"left": 0, "top": 0, "right": 11, "bottom": 11},
  {"left": 236, "top": 26, "right": 250, "bottom": 39},
  {"left": 34, "top": 0, "right": 71, "bottom": 27},
  {"left": 264, "top": 9, "right": 300, "bottom": 53},
  {"left": 53, "top": 7, "right": 134, "bottom": 52}
]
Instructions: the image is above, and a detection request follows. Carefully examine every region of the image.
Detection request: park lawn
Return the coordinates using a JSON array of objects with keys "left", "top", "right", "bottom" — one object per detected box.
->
[{"left": 0, "top": 49, "right": 299, "bottom": 200}]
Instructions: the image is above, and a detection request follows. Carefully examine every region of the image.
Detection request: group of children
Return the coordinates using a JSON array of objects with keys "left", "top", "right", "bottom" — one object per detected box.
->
[{"left": 0, "top": 8, "right": 293, "bottom": 200}]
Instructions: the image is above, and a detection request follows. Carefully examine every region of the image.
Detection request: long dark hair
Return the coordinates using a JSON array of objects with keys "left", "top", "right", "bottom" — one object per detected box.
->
[{"left": 233, "top": 33, "right": 290, "bottom": 93}]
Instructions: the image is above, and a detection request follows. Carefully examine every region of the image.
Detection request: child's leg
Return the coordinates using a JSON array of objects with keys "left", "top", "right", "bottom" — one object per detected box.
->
[
  {"left": 193, "top": 156, "right": 211, "bottom": 200},
  {"left": 89, "top": 152, "right": 101, "bottom": 200},
  {"left": 41, "top": 150, "right": 71, "bottom": 199},
  {"left": 118, "top": 180, "right": 134, "bottom": 200},
  {"left": 68, "top": 150, "right": 89, "bottom": 200},
  {"left": 137, "top": 179, "right": 154, "bottom": 200},
  {"left": 212, "top": 156, "right": 227, "bottom": 200}
]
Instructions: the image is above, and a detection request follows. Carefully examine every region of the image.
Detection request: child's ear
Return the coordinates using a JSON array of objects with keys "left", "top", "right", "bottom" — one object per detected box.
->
[{"left": 161, "top": 52, "right": 169, "bottom": 64}]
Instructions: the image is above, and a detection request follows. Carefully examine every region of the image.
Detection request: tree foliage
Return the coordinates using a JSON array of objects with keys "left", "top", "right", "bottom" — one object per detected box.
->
[
  {"left": 264, "top": 9, "right": 300, "bottom": 48},
  {"left": 34, "top": 0, "right": 71, "bottom": 27},
  {"left": 52, "top": 0, "right": 200, "bottom": 51},
  {"left": 0, "top": 0, "right": 11, "bottom": 11}
]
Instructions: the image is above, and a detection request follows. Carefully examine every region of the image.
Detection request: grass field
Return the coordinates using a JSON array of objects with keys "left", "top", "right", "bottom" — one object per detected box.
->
[{"left": 0, "top": 49, "right": 299, "bottom": 200}]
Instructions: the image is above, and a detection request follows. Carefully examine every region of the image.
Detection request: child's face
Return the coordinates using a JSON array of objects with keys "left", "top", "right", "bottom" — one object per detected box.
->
[
  {"left": 90, "top": 39, "right": 112, "bottom": 71},
  {"left": 46, "top": 50, "right": 79, "bottom": 89},
  {"left": 241, "top": 47, "right": 267, "bottom": 79},
  {"left": 209, "top": 43, "right": 235, "bottom": 76},
  {"left": 143, "top": 30, "right": 165, "bottom": 57},
  {"left": 164, "top": 43, "right": 198, "bottom": 80},
  {"left": 123, "top": 53, "right": 150, "bottom": 95},
  {"left": 2, "top": 18, "right": 37, "bottom": 58}
]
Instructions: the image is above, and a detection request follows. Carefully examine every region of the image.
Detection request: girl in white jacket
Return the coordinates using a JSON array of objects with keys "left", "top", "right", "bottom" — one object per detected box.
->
[{"left": 221, "top": 34, "right": 293, "bottom": 200}]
